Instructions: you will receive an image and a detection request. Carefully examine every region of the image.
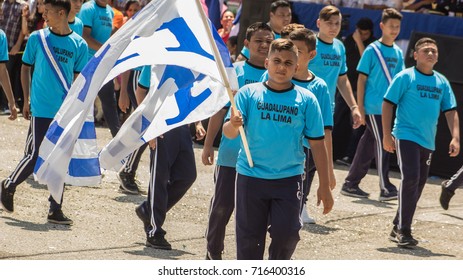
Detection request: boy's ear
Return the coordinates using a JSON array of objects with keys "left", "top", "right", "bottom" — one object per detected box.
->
[
  {"left": 316, "top": 19, "right": 320, "bottom": 29},
  {"left": 264, "top": 57, "right": 269, "bottom": 69},
  {"left": 379, "top": 22, "right": 384, "bottom": 32},
  {"left": 309, "top": 49, "right": 317, "bottom": 60},
  {"left": 244, "top": 39, "right": 249, "bottom": 48}
]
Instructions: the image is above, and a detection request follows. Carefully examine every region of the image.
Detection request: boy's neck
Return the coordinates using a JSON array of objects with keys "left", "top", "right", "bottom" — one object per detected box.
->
[
  {"left": 379, "top": 36, "right": 394, "bottom": 46},
  {"left": 318, "top": 32, "right": 334, "bottom": 43},
  {"left": 68, "top": 13, "right": 76, "bottom": 22},
  {"left": 247, "top": 58, "right": 265, "bottom": 68},
  {"left": 294, "top": 64, "right": 312, "bottom": 80},
  {"left": 50, "top": 22, "right": 72, "bottom": 35},
  {"left": 266, "top": 80, "right": 292, "bottom": 91},
  {"left": 416, "top": 64, "right": 434, "bottom": 75}
]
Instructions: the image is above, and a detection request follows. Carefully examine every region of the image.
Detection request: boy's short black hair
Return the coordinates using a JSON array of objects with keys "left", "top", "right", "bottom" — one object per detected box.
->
[
  {"left": 269, "top": 38, "right": 298, "bottom": 57},
  {"left": 270, "top": 0, "right": 291, "bottom": 14},
  {"left": 319, "top": 5, "right": 340, "bottom": 21},
  {"left": 381, "top": 8, "right": 403, "bottom": 23},
  {"left": 288, "top": 28, "right": 316, "bottom": 52},
  {"left": 356, "top": 17, "right": 373, "bottom": 31},
  {"left": 280, "top": 23, "right": 305, "bottom": 39},
  {"left": 228, "top": 35, "right": 238, "bottom": 47},
  {"left": 246, "top": 22, "right": 274, "bottom": 41},
  {"left": 44, "top": 0, "right": 71, "bottom": 15},
  {"left": 414, "top": 37, "right": 437, "bottom": 51}
]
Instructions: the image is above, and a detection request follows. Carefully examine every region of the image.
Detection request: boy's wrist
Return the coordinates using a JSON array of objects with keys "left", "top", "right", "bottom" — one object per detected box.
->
[{"left": 350, "top": 105, "right": 359, "bottom": 111}]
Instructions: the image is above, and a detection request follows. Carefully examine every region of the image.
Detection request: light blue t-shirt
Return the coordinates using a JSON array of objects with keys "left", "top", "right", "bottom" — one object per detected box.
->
[
  {"left": 234, "top": 82, "right": 325, "bottom": 179},
  {"left": 309, "top": 37, "right": 347, "bottom": 111},
  {"left": 384, "top": 67, "right": 457, "bottom": 151},
  {"left": 0, "top": 29, "right": 8, "bottom": 63},
  {"left": 69, "top": 17, "right": 84, "bottom": 37},
  {"left": 78, "top": 0, "right": 114, "bottom": 59},
  {"left": 357, "top": 40, "right": 404, "bottom": 115},
  {"left": 138, "top": 65, "right": 150, "bottom": 88},
  {"left": 240, "top": 32, "right": 280, "bottom": 60},
  {"left": 22, "top": 28, "right": 88, "bottom": 118},
  {"left": 217, "top": 61, "right": 267, "bottom": 168}
]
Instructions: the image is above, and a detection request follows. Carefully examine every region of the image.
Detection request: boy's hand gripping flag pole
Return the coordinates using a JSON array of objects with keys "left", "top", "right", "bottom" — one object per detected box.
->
[{"left": 194, "top": 0, "right": 254, "bottom": 168}]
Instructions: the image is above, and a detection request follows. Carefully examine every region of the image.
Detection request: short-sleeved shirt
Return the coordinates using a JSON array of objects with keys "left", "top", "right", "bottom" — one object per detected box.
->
[
  {"left": 78, "top": 0, "right": 114, "bottom": 58},
  {"left": 0, "top": 29, "right": 8, "bottom": 63},
  {"left": 384, "top": 67, "right": 457, "bottom": 150},
  {"left": 138, "top": 65, "right": 151, "bottom": 88},
  {"left": 309, "top": 37, "right": 348, "bottom": 111},
  {"left": 234, "top": 82, "right": 324, "bottom": 179},
  {"left": 69, "top": 17, "right": 84, "bottom": 37},
  {"left": 217, "top": 61, "right": 267, "bottom": 168},
  {"left": 357, "top": 40, "right": 404, "bottom": 115},
  {"left": 22, "top": 28, "right": 88, "bottom": 118}
]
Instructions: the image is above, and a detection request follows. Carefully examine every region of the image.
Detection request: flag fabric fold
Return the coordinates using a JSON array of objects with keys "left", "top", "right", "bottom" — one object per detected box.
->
[{"left": 34, "top": 0, "right": 237, "bottom": 202}]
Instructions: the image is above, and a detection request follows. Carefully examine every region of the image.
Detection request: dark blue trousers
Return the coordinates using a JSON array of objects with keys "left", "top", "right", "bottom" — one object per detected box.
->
[
  {"left": 4, "top": 117, "right": 62, "bottom": 211},
  {"left": 302, "top": 147, "right": 315, "bottom": 205},
  {"left": 206, "top": 165, "right": 236, "bottom": 255},
  {"left": 443, "top": 165, "right": 463, "bottom": 192},
  {"left": 344, "top": 114, "right": 395, "bottom": 191},
  {"left": 235, "top": 174, "right": 303, "bottom": 260},
  {"left": 145, "top": 125, "right": 197, "bottom": 237},
  {"left": 98, "top": 80, "right": 120, "bottom": 137},
  {"left": 393, "top": 139, "right": 432, "bottom": 231}
]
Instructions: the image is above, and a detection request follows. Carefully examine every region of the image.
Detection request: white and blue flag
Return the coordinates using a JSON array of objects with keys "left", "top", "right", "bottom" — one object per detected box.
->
[{"left": 34, "top": 0, "right": 237, "bottom": 202}]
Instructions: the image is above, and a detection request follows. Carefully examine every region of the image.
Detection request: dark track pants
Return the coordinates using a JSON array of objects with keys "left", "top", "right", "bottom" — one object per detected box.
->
[
  {"left": 145, "top": 125, "right": 197, "bottom": 237},
  {"left": 443, "top": 164, "right": 463, "bottom": 192},
  {"left": 344, "top": 114, "right": 395, "bottom": 191},
  {"left": 4, "top": 117, "right": 63, "bottom": 211},
  {"left": 393, "top": 139, "right": 432, "bottom": 231},
  {"left": 98, "top": 80, "right": 120, "bottom": 137},
  {"left": 235, "top": 174, "right": 303, "bottom": 260},
  {"left": 206, "top": 165, "right": 236, "bottom": 255}
]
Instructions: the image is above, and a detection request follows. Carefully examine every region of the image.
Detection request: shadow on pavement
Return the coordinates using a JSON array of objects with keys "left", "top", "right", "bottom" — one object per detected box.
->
[
  {"left": 376, "top": 246, "right": 456, "bottom": 258},
  {"left": 1, "top": 216, "right": 71, "bottom": 232},
  {"left": 302, "top": 223, "right": 339, "bottom": 235},
  {"left": 350, "top": 198, "right": 396, "bottom": 209},
  {"left": 124, "top": 245, "right": 195, "bottom": 260}
]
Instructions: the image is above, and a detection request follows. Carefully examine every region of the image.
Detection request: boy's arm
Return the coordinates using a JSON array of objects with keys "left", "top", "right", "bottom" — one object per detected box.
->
[
  {"left": 82, "top": 27, "right": 103, "bottom": 52},
  {"left": 0, "top": 64, "right": 17, "bottom": 120},
  {"left": 308, "top": 138, "right": 334, "bottom": 214},
  {"left": 382, "top": 101, "right": 395, "bottom": 153},
  {"left": 324, "top": 129, "right": 336, "bottom": 190},
  {"left": 337, "top": 75, "right": 361, "bottom": 128},
  {"left": 118, "top": 70, "right": 131, "bottom": 113},
  {"left": 356, "top": 73, "right": 367, "bottom": 126},
  {"left": 201, "top": 108, "right": 227, "bottom": 165},
  {"left": 223, "top": 108, "right": 242, "bottom": 139},
  {"left": 445, "top": 110, "right": 460, "bottom": 157},
  {"left": 21, "top": 64, "right": 31, "bottom": 120}
]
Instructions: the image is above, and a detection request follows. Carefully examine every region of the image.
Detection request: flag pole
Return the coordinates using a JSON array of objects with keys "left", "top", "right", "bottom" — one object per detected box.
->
[{"left": 194, "top": 0, "right": 254, "bottom": 168}]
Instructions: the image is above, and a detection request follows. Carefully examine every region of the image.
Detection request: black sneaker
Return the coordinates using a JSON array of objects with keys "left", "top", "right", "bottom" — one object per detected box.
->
[
  {"left": 397, "top": 228, "right": 418, "bottom": 248},
  {"left": 0, "top": 180, "right": 14, "bottom": 213},
  {"left": 335, "top": 156, "right": 352, "bottom": 166},
  {"left": 47, "top": 209, "right": 73, "bottom": 225},
  {"left": 439, "top": 181, "right": 455, "bottom": 210},
  {"left": 117, "top": 171, "right": 140, "bottom": 194},
  {"left": 388, "top": 225, "right": 398, "bottom": 243},
  {"left": 146, "top": 234, "right": 172, "bottom": 250},
  {"left": 206, "top": 251, "right": 222, "bottom": 260},
  {"left": 379, "top": 189, "right": 398, "bottom": 202},
  {"left": 135, "top": 202, "right": 150, "bottom": 230},
  {"left": 340, "top": 184, "right": 370, "bottom": 198}
]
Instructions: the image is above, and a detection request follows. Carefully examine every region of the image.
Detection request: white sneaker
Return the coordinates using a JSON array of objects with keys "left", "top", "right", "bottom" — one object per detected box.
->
[{"left": 301, "top": 204, "right": 316, "bottom": 224}]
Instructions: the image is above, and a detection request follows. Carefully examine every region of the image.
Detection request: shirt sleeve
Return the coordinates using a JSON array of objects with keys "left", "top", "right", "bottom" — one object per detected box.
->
[
  {"left": 22, "top": 32, "right": 38, "bottom": 66},
  {"left": 74, "top": 40, "right": 89, "bottom": 73},
  {"left": 357, "top": 46, "right": 372, "bottom": 76},
  {"left": 441, "top": 77, "right": 457, "bottom": 112},
  {"left": 78, "top": 5, "right": 94, "bottom": 28},
  {"left": 0, "top": 32, "right": 8, "bottom": 62},
  {"left": 339, "top": 41, "right": 348, "bottom": 75},
  {"left": 137, "top": 65, "right": 151, "bottom": 89},
  {"left": 304, "top": 95, "right": 325, "bottom": 139},
  {"left": 384, "top": 72, "right": 406, "bottom": 104}
]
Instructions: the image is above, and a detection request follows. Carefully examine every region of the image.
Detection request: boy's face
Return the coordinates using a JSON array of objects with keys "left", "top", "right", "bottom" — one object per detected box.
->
[
  {"left": 380, "top": 18, "right": 401, "bottom": 40},
  {"left": 43, "top": 4, "right": 65, "bottom": 27},
  {"left": 292, "top": 39, "right": 313, "bottom": 66},
  {"left": 70, "top": 0, "right": 83, "bottom": 15},
  {"left": 357, "top": 28, "right": 372, "bottom": 42},
  {"left": 269, "top": 6, "right": 292, "bottom": 31},
  {"left": 126, "top": 2, "right": 141, "bottom": 18},
  {"left": 317, "top": 15, "right": 341, "bottom": 39},
  {"left": 265, "top": 49, "right": 298, "bottom": 85},
  {"left": 245, "top": 30, "right": 274, "bottom": 63},
  {"left": 414, "top": 43, "right": 438, "bottom": 67}
]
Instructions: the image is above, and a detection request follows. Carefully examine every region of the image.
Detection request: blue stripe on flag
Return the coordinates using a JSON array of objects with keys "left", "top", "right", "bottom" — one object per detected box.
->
[
  {"left": 78, "top": 121, "right": 97, "bottom": 139},
  {"left": 68, "top": 158, "right": 101, "bottom": 177},
  {"left": 34, "top": 156, "right": 45, "bottom": 174},
  {"left": 114, "top": 53, "right": 140, "bottom": 67},
  {"left": 141, "top": 115, "right": 151, "bottom": 133},
  {"left": 78, "top": 44, "right": 112, "bottom": 102},
  {"left": 46, "top": 121, "right": 64, "bottom": 145}
]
